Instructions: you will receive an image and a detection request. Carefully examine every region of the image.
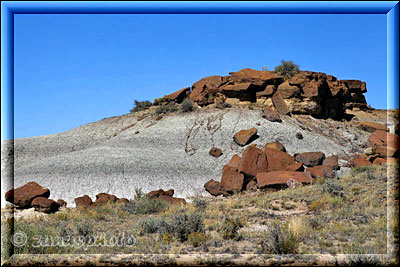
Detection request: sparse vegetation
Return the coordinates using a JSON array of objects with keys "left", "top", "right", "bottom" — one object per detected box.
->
[
  {"left": 181, "top": 99, "right": 195, "bottom": 113},
  {"left": 155, "top": 103, "right": 178, "bottom": 115},
  {"left": 274, "top": 59, "right": 300, "bottom": 79},
  {"left": 260, "top": 221, "right": 299, "bottom": 254},
  {"left": 215, "top": 102, "right": 232, "bottom": 109},
  {"left": 130, "top": 100, "right": 152, "bottom": 113},
  {"left": 153, "top": 96, "right": 166, "bottom": 106}
]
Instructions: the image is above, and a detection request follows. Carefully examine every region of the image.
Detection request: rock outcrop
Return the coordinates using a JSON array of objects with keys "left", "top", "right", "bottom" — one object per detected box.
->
[{"left": 5, "top": 182, "right": 50, "bottom": 209}]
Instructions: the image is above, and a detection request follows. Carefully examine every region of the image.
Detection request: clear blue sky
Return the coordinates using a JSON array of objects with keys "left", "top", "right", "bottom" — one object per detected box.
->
[{"left": 14, "top": 14, "right": 388, "bottom": 139}]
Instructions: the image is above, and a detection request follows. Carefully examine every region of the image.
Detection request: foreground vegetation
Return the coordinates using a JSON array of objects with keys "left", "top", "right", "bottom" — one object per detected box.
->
[{"left": 1, "top": 164, "right": 397, "bottom": 265}]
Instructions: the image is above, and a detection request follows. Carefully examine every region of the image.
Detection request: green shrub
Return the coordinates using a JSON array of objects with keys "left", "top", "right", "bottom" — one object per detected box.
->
[
  {"left": 120, "top": 197, "right": 167, "bottom": 215},
  {"left": 153, "top": 97, "right": 165, "bottom": 106},
  {"left": 181, "top": 99, "right": 195, "bottom": 113},
  {"left": 260, "top": 221, "right": 299, "bottom": 254},
  {"left": 193, "top": 196, "right": 207, "bottom": 212},
  {"left": 169, "top": 211, "right": 205, "bottom": 242},
  {"left": 219, "top": 216, "right": 241, "bottom": 240},
  {"left": 322, "top": 179, "right": 346, "bottom": 199},
  {"left": 155, "top": 103, "right": 178, "bottom": 115},
  {"left": 136, "top": 217, "right": 171, "bottom": 236},
  {"left": 188, "top": 232, "right": 207, "bottom": 247},
  {"left": 274, "top": 60, "right": 300, "bottom": 79},
  {"left": 215, "top": 102, "right": 232, "bottom": 109},
  {"left": 130, "top": 100, "right": 152, "bottom": 113}
]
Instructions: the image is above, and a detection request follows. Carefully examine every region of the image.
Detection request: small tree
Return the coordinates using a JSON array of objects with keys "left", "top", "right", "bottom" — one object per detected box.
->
[
  {"left": 130, "top": 100, "right": 152, "bottom": 113},
  {"left": 274, "top": 60, "right": 300, "bottom": 79}
]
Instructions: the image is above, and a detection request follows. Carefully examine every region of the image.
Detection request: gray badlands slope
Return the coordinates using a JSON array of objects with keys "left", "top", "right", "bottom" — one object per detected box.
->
[{"left": 1, "top": 109, "right": 368, "bottom": 207}]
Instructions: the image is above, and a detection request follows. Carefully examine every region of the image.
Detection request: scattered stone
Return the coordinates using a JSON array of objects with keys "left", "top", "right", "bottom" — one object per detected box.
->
[
  {"left": 306, "top": 165, "right": 336, "bottom": 179},
  {"left": 204, "top": 179, "right": 222, "bottom": 196},
  {"left": 158, "top": 195, "right": 187, "bottom": 205},
  {"left": 233, "top": 127, "right": 258, "bottom": 146},
  {"left": 265, "top": 141, "right": 286, "bottom": 152},
  {"left": 256, "top": 122, "right": 261, "bottom": 126},
  {"left": 256, "top": 171, "right": 313, "bottom": 188},
  {"left": 75, "top": 195, "right": 93, "bottom": 209},
  {"left": 56, "top": 199, "right": 67, "bottom": 208},
  {"left": 135, "top": 131, "right": 139, "bottom": 134},
  {"left": 221, "top": 165, "right": 245, "bottom": 193},
  {"left": 94, "top": 193, "right": 118, "bottom": 206},
  {"left": 238, "top": 145, "right": 268, "bottom": 177},
  {"left": 31, "top": 197, "right": 60, "bottom": 213},
  {"left": 295, "top": 152, "right": 326, "bottom": 167},
  {"left": 261, "top": 109, "right": 282, "bottom": 122},
  {"left": 296, "top": 132, "right": 303, "bottom": 139},
  {"left": 5, "top": 182, "right": 50, "bottom": 208},
  {"left": 351, "top": 158, "right": 372, "bottom": 167},
  {"left": 146, "top": 189, "right": 186, "bottom": 205},
  {"left": 322, "top": 155, "right": 339, "bottom": 170},
  {"left": 209, "top": 147, "right": 223, "bottom": 158}
]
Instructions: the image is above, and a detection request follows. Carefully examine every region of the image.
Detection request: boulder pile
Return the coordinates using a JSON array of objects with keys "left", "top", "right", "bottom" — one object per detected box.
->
[
  {"left": 159, "top": 68, "right": 370, "bottom": 120},
  {"left": 351, "top": 122, "right": 399, "bottom": 167},
  {"left": 204, "top": 128, "right": 340, "bottom": 196}
]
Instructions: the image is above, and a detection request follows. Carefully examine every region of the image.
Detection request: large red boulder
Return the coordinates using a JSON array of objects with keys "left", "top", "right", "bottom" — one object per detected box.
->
[
  {"left": 322, "top": 155, "right": 339, "bottom": 170},
  {"left": 272, "top": 92, "right": 290, "bottom": 115},
  {"left": 147, "top": 189, "right": 165, "bottom": 198},
  {"left": 276, "top": 81, "right": 301, "bottom": 99},
  {"left": 233, "top": 127, "right": 258, "bottom": 146},
  {"left": 75, "top": 195, "right": 93, "bottom": 209},
  {"left": 368, "top": 130, "right": 399, "bottom": 149},
  {"left": 264, "top": 147, "right": 295, "bottom": 171},
  {"left": 256, "top": 171, "right": 313, "bottom": 188},
  {"left": 163, "top": 87, "right": 190, "bottom": 103},
  {"left": 351, "top": 158, "right": 372, "bottom": 167},
  {"left": 295, "top": 152, "right": 326, "bottom": 167},
  {"left": 238, "top": 145, "right": 268, "bottom": 177},
  {"left": 220, "top": 165, "right": 245, "bottom": 193},
  {"left": 94, "top": 193, "right": 118, "bottom": 206},
  {"left": 220, "top": 83, "right": 260, "bottom": 102},
  {"left": 358, "top": 122, "right": 387, "bottom": 132},
  {"left": 373, "top": 145, "right": 397, "bottom": 158},
  {"left": 158, "top": 195, "right": 187, "bottom": 205},
  {"left": 265, "top": 141, "right": 286, "bottom": 152},
  {"left": 306, "top": 165, "right": 336, "bottom": 179},
  {"left": 204, "top": 179, "right": 222, "bottom": 196},
  {"left": 190, "top": 76, "right": 225, "bottom": 105},
  {"left": 256, "top": 85, "right": 275, "bottom": 98},
  {"left": 31, "top": 197, "right": 60, "bottom": 213},
  {"left": 5, "top": 182, "right": 50, "bottom": 208}
]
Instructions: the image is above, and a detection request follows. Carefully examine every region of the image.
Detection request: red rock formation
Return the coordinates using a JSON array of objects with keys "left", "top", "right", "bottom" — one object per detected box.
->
[{"left": 5, "top": 182, "right": 50, "bottom": 208}]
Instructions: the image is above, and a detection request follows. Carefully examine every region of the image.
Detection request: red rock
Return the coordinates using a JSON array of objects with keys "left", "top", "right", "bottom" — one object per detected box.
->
[
  {"left": 277, "top": 81, "right": 301, "bottom": 99},
  {"left": 295, "top": 152, "right": 326, "bottom": 167},
  {"left": 5, "top": 182, "right": 50, "bottom": 208},
  {"left": 261, "top": 109, "right": 282, "bottom": 122},
  {"left": 283, "top": 162, "right": 304, "bottom": 172},
  {"left": 256, "top": 85, "right": 275, "bottom": 97},
  {"left": 264, "top": 147, "right": 295, "bottom": 171},
  {"left": 368, "top": 130, "right": 399, "bottom": 149},
  {"left": 94, "top": 193, "right": 118, "bottom": 206},
  {"left": 238, "top": 145, "right": 268, "bottom": 177},
  {"left": 306, "top": 165, "right": 336, "bottom": 179},
  {"left": 227, "top": 154, "right": 241, "bottom": 169},
  {"left": 229, "top": 68, "right": 282, "bottom": 86},
  {"left": 75, "top": 195, "right": 93, "bottom": 209},
  {"left": 116, "top": 198, "right": 130, "bottom": 205},
  {"left": 221, "top": 165, "right": 245, "bottom": 193},
  {"left": 256, "top": 171, "right": 313, "bottom": 188},
  {"left": 163, "top": 87, "right": 190, "bottom": 103},
  {"left": 204, "top": 179, "right": 222, "bottom": 196},
  {"left": 265, "top": 141, "right": 286, "bottom": 152},
  {"left": 272, "top": 92, "right": 290, "bottom": 115},
  {"left": 220, "top": 83, "right": 260, "bottom": 102},
  {"left": 245, "top": 180, "right": 257, "bottom": 191},
  {"left": 351, "top": 158, "right": 372, "bottom": 167},
  {"left": 158, "top": 195, "right": 187, "bottom": 205},
  {"left": 56, "top": 199, "right": 67, "bottom": 208},
  {"left": 373, "top": 145, "right": 397, "bottom": 158},
  {"left": 164, "top": 189, "right": 174, "bottom": 197},
  {"left": 358, "top": 122, "right": 387, "bottom": 132},
  {"left": 233, "top": 127, "right": 258, "bottom": 146},
  {"left": 190, "top": 76, "right": 225, "bottom": 105},
  {"left": 31, "top": 197, "right": 60, "bottom": 213},
  {"left": 322, "top": 155, "right": 339, "bottom": 170},
  {"left": 301, "top": 80, "right": 322, "bottom": 97},
  {"left": 147, "top": 189, "right": 165, "bottom": 198},
  {"left": 387, "top": 157, "right": 399, "bottom": 165},
  {"left": 372, "top": 157, "right": 387, "bottom": 165},
  {"left": 209, "top": 147, "right": 223, "bottom": 158},
  {"left": 341, "top": 79, "right": 367, "bottom": 93}
]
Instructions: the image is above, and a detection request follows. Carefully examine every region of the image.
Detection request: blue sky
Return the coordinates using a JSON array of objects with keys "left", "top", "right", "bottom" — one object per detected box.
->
[{"left": 13, "top": 14, "right": 388, "bottom": 139}]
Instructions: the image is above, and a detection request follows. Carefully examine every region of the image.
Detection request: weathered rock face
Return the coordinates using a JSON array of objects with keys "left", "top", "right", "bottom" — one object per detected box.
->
[
  {"left": 5, "top": 182, "right": 50, "bottom": 208},
  {"left": 238, "top": 145, "right": 268, "bottom": 177},
  {"left": 233, "top": 127, "right": 258, "bottom": 146},
  {"left": 358, "top": 122, "right": 387, "bottom": 132},
  {"left": 31, "top": 197, "right": 60, "bottom": 213},
  {"left": 162, "top": 68, "right": 370, "bottom": 120},
  {"left": 264, "top": 148, "right": 295, "bottom": 171}
]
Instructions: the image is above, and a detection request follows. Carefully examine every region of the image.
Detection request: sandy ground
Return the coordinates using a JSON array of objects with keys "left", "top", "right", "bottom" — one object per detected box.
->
[{"left": 1, "top": 108, "right": 374, "bottom": 207}]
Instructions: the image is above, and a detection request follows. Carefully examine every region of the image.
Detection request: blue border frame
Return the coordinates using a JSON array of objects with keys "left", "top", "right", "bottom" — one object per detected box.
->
[{"left": 1, "top": 1, "right": 399, "bottom": 141}]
